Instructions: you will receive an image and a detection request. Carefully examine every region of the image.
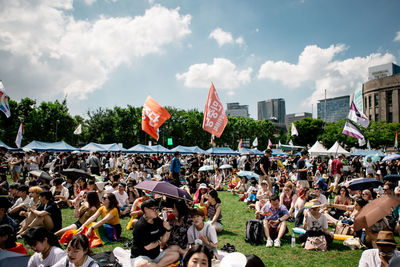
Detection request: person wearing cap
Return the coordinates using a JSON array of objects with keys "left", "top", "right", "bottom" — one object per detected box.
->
[
  {"left": 296, "top": 149, "right": 310, "bottom": 189},
  {"left": 194, "top": 183, "right": 209, "bottom": 204},
  {"left": 170, "top": 152, "right": 182, "bottom": 187},
  {"left": 330, "top": 154, "right": 344, "bottom": 193},
  {"left": 131, "top": 198, "right": 179, "bottom": 266},
  {"left": 261, "top": 194, "right": 290, "bottom": 248},
  {"left": 299, "top": 199, "right": 333, "bottom": 247},
  {"left": 359, "top": 231, "right": 400, "bottom": 267},
  {"left": 258, "top": 149, "right": 272, "bottom": 185}
]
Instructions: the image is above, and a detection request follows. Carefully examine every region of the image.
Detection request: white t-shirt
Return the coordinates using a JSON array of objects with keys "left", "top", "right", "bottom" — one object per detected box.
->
[
  {"left": 358, "top": 248, "right": 400, "bottom": 267},
  {"left": 28, "top": 246, "right": 66, "bottom": 267},
  {"left": 305, "top": 212, "right": 328, "bottom": 232},
  {"left": 187, "top": 222, "right": 218, "bottom": 253},
  {"left": 317, "top": 194, "right": 327, "bottom": 205},
  {"left": 10, "top": 196, "right": 31, "bottom": 210},
  {"left": 113, "top": 190, "right": 129, "bottom": 207},
  {"left": 53, "top": 255, "right": 99, "bottom": 267}
]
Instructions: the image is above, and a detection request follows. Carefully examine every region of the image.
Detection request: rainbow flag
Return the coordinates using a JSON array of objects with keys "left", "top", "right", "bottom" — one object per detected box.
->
[
  {"left": 60, "top": 222, "right": 118, "bottom": 247},
  {"left": 268, "top": 139, "right": 272, "bottom": 149},
  {"left": 395, "top": 131, "right": 398, "bottom": 150},
  {"left": 0, "top": 81, "right": 11, "bottom": 118},
  {"left": 238, "top": 139, "right": 242, "bottom": 150}
]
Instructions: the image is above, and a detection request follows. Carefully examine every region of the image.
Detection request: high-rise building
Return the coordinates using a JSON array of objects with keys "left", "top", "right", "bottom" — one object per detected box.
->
[
  {"left": 285, "top": 112, "right": 312, "bottom": 130},
  {"left": 226, "top": 102, "right": 249, "bottom": 117},
  {"left": 257, "top": 98, "right": 286, "bottom": 124},
  {"left": 317, "top": 95, "right": 350, "bottom": 122}
]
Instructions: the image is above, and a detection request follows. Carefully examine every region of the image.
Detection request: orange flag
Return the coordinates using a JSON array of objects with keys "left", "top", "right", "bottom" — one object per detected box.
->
[
  {"left": 202, "top": 83, "right": 228, "bottom": 138},
  {"left": 142, "top": 96, "right": 171, "bottom": 140}
]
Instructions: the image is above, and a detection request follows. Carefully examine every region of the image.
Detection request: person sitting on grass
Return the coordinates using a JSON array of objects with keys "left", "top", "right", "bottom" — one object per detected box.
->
[
  {"left": 187, "top": 208, "right": 219, "bottom": 260},
  {"left": 50, "top": 177, "right": 70, "bottom": 209},
  {"left": 54, "top": 234, "right": 99, "bottom": 267},
  {"left": 0, "top": 224, "right": 28, "bottom": 255},
  {"left": 194, "top": 183, "right": 208, "bottom": 204},
  {"left": 24, "top": 226, "right": 66, "bottom": 267},
  {"left": 8, "top": 184, "right": 30, "bottom": 225},
  {"left": 299, "top": 199, "right": 334, "bottom": 248},
  {"left": 127, "top": 191, "right": 151, "bottom": 230},
  {"left": 200, "top": 190, "right": 222, "bottom": 233},
  {"left": 261, "top": 194, "right": 290, "bottom": 248},
  {"left": 209, "top": 169, "right": 223, "bottom": 191},
  {"left": 279, "top": 181, "right": 297, "bottom": 218},
  {"left": 113, "top": 182, "right": 130, "bottom": 217},
  {"left": 55, "top": 191, "right": 100, "bottom": 237},
  {"left": 131, "top": 198, "right": 179, "bottom": 267},
  {"left": 77, "top": 193, "right": 122, "bottom": 241},
  {"left": 17, "top": 191, "right": 62, "bottom": 236}
]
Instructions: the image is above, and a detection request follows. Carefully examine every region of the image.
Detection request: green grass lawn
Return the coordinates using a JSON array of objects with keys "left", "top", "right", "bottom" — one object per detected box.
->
[{"left": 17, "top": 190, "right": 361, "bottom": 266}]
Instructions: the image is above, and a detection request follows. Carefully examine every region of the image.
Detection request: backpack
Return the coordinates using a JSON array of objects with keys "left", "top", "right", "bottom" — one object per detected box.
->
[
  {"left": 91, "top": 251, "right": 122, "bottom": 267},
  {"left": 244, "top": 219, "right": 265, "bottom": 245}
]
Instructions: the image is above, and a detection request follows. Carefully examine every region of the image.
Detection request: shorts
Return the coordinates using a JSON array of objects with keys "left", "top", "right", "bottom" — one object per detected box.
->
[
  {"left": 12, "top": 166, "right": 21, "bottom": 173},
  {"left": 74, "top": 220, "right": 83, "bottom": 228},
  {"left": 132, "top": 251, "right": 166, "bottom": 267},
  {"left": 333, "top": 174, "right": 342, "bottom": 184},
  {"left": 266, "top": 222, "right": 288, "bottom": 239},
  {"left": 213, "top": 221, "right": 223, "bottom": 231},
  {"left": 297, "top": 180, "right": 309, "bottom": 188}
]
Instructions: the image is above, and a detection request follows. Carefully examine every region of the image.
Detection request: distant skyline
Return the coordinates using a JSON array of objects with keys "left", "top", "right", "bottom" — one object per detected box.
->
[{"left": 0, "top": 0, "right": 399, "bottom": 119}]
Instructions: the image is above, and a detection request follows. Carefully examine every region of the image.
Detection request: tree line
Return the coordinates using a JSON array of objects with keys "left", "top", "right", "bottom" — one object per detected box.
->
[{"left": 0, "top": 97, "right": 398, "bottom": 151}]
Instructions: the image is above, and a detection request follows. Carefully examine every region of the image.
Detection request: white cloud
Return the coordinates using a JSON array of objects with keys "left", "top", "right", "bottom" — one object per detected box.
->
[
  {"left": 395, "top": 31, "right": 400, "bottom": 42},
  {"left": 258, "top": 44, "right": 396, "bottom": 106},
  {"left": 209, "top": 28, "right": 244, "bottom": 47},
  {"left": 0, "top": 1, "right": 191, "bottom": 100},
  {"left": 176, "top": 58, "right": 252, "bottom": 90},
  {"left": 83, "top": 0, "right": 97, "bottom": 5}
]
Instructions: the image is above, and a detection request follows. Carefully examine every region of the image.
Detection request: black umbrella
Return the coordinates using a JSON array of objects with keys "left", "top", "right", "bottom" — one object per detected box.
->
[
  {"left": 347, "top": 178, "right": 383, "bottom": 191},
  {"left": 61, "top": 168, "right": 93, "bottom": 180},
  {"left": 384, "top": 174, "right": 400, "bottom": 183}
]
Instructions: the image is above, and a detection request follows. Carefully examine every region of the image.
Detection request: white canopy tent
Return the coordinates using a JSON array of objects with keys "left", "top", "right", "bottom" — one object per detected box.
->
[
  {"left": 308, "top": 141, "right": 329, "bottom": 157},
  {"left": 327, "top": 141, "right": 350, "bottom": 157}
]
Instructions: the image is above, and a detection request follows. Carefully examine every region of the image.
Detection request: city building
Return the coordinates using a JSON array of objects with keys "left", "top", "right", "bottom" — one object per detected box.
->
[
  {"left": 285, "top": 112, "right": 312, "bottom": 130},
  {"left": 368, "top": 63, "right": 400, "bottom": 81},
  {"left": 226, "top": 102, "right": 249, "bottom": 117},
  {"left": 317, "top": 95, "right": 350, "bottom": 122},
  {"left": 363, "top": 72, "right": 400, "bottom": 123},
  {"left": 257, "top": 98, "right": 286, "bottom": 123}
]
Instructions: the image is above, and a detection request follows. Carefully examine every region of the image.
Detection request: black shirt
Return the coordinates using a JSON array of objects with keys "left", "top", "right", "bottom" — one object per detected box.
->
[
  {"left": 37, "top": 201, "right": 62, "bottom": 232},
  {"left": 258, "top": 156, "right": 270, "bottom": 175},
  {"left": 131, "top": 216, "right": 166, "bottom": 259},
  {"left": 297, "top": 159, "right": 307, "bottom": 180}
]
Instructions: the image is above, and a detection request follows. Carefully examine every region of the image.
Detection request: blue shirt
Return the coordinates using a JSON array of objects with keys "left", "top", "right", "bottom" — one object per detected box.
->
[{"left": 170, "top": 157, "right": 181, "bottom": 173}]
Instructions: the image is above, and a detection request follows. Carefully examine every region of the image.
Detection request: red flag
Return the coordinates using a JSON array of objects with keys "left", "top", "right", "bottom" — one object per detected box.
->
[
  {"left": 142, "top": 96, "right": 171, "bottom": 140},
  {"left": 202, "top": 83, "right": 228, "bottom": 138}
]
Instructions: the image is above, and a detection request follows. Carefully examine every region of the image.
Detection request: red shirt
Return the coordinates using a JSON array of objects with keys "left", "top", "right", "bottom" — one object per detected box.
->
[{"left": 331, "top": 159, "right": 343, "bottom": 175}]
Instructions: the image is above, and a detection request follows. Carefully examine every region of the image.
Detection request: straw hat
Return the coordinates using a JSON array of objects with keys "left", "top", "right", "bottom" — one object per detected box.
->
[
  {"left": 304, "top": 199, "right": 322, "bottom": 209},
  {"left": 376, "top": 231, "right": 397, "bottom": 246}
]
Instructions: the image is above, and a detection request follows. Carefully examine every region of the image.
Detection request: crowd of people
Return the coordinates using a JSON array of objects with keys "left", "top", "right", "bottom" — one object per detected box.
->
[{"left": 0, "top": 146, "right": 399, "bottom": 266}]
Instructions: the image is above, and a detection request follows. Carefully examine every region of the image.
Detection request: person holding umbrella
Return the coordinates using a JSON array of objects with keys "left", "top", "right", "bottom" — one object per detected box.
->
[{"left": 359, "top": 230, "right": 400, "bottom": 267}]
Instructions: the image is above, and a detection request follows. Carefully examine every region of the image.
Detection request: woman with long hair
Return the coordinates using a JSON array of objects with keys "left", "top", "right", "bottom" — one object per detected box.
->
[
  {"left": 77, "top": 193, "right": 122, "bottom": 240},
  {"left": 55, "top": 191, "right": 101, "bottom": 237},
  {"left": 200, "top": 189, "right": 222, "bottom": 233},
  {"left": 24, "top": 226, "right": 66, "bottom": 267}
]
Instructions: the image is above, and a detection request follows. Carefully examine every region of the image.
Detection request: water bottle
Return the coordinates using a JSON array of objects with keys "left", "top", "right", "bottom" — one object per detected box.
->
[{"left": 291, "top": 233, "right": 296, "bottom": 247}]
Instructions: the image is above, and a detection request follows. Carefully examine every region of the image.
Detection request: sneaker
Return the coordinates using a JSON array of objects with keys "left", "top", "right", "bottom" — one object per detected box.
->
[
  {"left": 274, "top": 239, "right": 281, "bottom": 248},
  {"left": 266, "top": 239, "right": 273, "bottom": 247}
]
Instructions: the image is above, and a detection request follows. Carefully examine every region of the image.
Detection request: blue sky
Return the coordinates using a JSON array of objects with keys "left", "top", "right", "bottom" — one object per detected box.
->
[{"left": 0, "top": 0, "right": 399, "bottom": 119}]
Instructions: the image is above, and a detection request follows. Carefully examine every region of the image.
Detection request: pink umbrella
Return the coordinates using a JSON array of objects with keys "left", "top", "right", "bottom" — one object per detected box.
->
[{"left": 135, "top": 181, "right": 192, "bottom": 201}]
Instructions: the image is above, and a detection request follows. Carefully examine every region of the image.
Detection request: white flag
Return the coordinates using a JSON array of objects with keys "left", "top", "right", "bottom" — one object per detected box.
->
[
  {"left": 278, "top": 140, "right": 281, "bottom": 148},
  {"left": 289, "top": 140, "right": 294, "bottom": 146},
  {"left": 358, "top": 138, "right": 366, "bottom": 147},
  {"left": 291, "top": 123, "right": 298, "bottom": 136},
  {"left": 15, "top": 122, "right": 23, "bottom": 148},
  {"left": 367, "top": 140, "right": 371, "bottom": 150},
  {"left": 348, "top": 101, "right": 369, "bottom": 128},
  {"left": 74, "top": 124, "right": 82, "bottom": 135},
  {"left": 252, "top": 137, "right": 258, "bottom": 147}
]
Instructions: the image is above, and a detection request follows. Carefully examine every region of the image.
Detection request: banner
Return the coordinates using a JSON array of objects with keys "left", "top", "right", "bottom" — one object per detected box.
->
[
  {"left": 74, "top": 124, "right": 82, "bottom": 135},
  {"left": 15, "top": 122, "right": 24, "bottom": 148},
  {"left": 0, "top": 81, "right": 11, "bottom": 118},
  {"left": 342, "top": 120, "right": 365, "bottom": 140},
  {"left": 291, "top": 123, "right": 298, "bottom": 136},
  {"left": 141, "top": 96, "right": 171, "bottom": 140},
  {"left": 202, "top": 83, "right": 228, "bottom": 138},
  {"left": 348, "top": 101, "right": 369, "bottom": 128}
]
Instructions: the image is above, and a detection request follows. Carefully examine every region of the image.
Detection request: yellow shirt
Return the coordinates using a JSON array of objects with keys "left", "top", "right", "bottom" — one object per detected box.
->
[{"left": 98, "top": 206, "right": 120, "bottom": 225}]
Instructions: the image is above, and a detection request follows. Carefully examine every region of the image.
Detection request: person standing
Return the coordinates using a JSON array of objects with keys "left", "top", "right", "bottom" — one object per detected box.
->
[
  {"left": 296, "top": 150, "right": 310, "bottom": 189},
  {"left": 258, "top": 149, "right": 272, "bottom": 185},
  {"left": 170, "top": 152, "right": 182, "bottom": 187},
  {"left": 330, "top": 155, "right": 343, "bottom": 193},
  {"left": 88, "top": 152, "right": 101, "bottom": 176}
]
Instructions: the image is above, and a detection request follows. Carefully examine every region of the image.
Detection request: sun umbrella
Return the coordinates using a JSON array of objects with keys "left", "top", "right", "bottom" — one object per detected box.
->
[
  {"left": 354, "top": 195, "right": 400, "bottom": 230},
  {"left": 135, "top": 181, "right": 192, "bottom": 201},
  {"left": 61, "top": 168, "right": 93, "bottom": 180},
  {"left": 382, "top": 153, "right": 400, "bottom": 162},
  {"left": 237, "top": 170, "right": 259, "bottom": 180},
  {"left": 384, "top": 174, "right": 400, "bottom": 183},
  {"left": 219, "top": 164, "right": 233, "bottom": 169},
  {"left": 29, "top": 170, "right": 52, "bottom": 181},
  {"left": 198, "top": 165, "right": 214, "bottom": 172},
  {"left": 347, "top": 178, "right": 383, "bottom": 191}
]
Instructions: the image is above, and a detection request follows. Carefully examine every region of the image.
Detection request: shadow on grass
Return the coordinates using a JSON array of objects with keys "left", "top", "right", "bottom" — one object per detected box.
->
[{"left": 220, "top": 229, "right": 238, "bottom": 236}]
